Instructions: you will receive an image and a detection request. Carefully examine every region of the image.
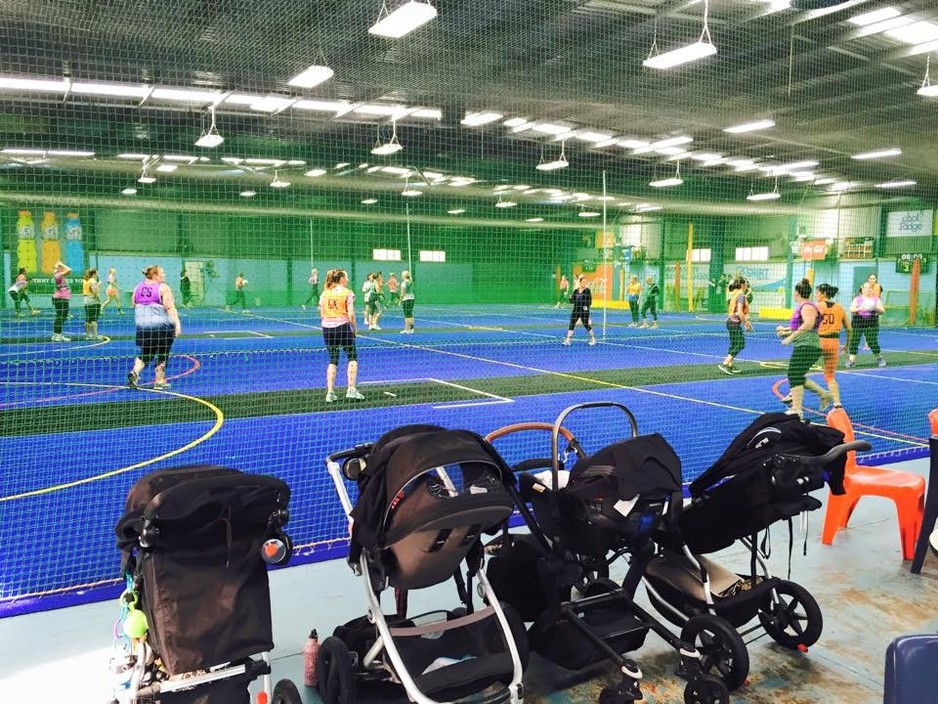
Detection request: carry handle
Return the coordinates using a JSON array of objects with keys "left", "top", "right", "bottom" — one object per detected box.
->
[
  {"left": 774, "top": 440, "right": 871, "bottom": 466},
  {"left": 551, "top": 402, "right": 639, "bottom": 492}
]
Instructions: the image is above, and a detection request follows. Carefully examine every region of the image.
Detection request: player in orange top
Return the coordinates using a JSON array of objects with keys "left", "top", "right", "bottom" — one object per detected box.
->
[
  {"left": 815, "top": 283, "right": 851, "bottom": 409},
  {"left": 319, "top": 269, "right": 363, "bottom": 403}
]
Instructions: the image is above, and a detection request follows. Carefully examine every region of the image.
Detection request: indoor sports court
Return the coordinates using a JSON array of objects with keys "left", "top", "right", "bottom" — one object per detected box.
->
[{"left": 1, "top": 1, "right": 937, "bottom": 703}]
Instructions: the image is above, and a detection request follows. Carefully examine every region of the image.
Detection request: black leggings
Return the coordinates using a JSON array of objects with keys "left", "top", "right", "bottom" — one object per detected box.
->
[
  {"left": 53, "top": 298, "right": 69, "bottom": 334},
  {"left": 788, "top": 345, "right": 821, "bottom": 387},
  {"left": 628, "top": 298, "right": 639, "bottom": 323},
  {"left": 641, "top": 297, "right": 657, "bottom": 321},
  {"left": 848, "top": 316, "right": 880, "bottom": 355},
  {"left": 568, "top": 310, "right": 592, "bottom": 331},
  {"left": 726, "top": 321, "right": 745, "bottom": 357}
]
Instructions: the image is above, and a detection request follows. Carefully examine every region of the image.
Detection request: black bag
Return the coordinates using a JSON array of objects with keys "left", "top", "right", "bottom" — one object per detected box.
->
[{"left": 681, "top": 413, "right": 846, "bottom": 554}]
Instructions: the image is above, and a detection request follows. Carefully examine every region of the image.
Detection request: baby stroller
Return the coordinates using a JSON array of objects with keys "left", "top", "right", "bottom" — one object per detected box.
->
[
  {"left": 324, "top": 424, "right": 527, "bottom": 704},
  {"left": 485, "top": 402, "right": 732, "bottom": 704},
  {"left": 644, "top": 412, "right": 870, "bottom": 684},
  {"left": 112, "top": 464, "right": 298, "bottom": 704}
]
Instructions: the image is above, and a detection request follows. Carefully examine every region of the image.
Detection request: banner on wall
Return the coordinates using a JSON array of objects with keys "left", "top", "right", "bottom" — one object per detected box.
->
[
  {"left": 886, "top": 210, "right": 933, "bottom": 238},
  {"left": 799, "top": 240, "right": 830, "bottom": 260}
]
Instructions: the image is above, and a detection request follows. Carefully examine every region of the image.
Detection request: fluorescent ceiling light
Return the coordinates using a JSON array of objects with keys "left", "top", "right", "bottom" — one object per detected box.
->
[
  {"left": 503, "top": 118, "right": 528, "bottom": 127},
  {"left": 0, "top": 76, "right": 66, "bottom": 92},
  {"left": 361, "top": 198, "right": 379, "bottom": 204},
  {"left": 117, "top": 153, "right": 150, "bottom": 159},
  {"left": 643, "top": 40, "right": 717, "bottom": 70},
  {"left": 401, "top": 188, "right": 423, "bottom": 197},
  {"left": 852, "top": 147, "right": 901, "bottom": 160},
  {"left": 288, "top": 65, "right": 334, "bottom": 89},
  {"left": 163, "top": 155, "right": 199, "bottom": 163},
  {"left": 448, "top": 208, "right": 466, "bottom": 214},
  {"left": 366, "top": 165, "right": 383, "bottom": 173},
  {"left": 652, "top": 136, "right": 693, "bottom": 149},
  {"left": 656, "top": 146, "right": 689, "bottom": 156},
  {"left": 224, "top": 94, "right": 267, "bottom": 105},
  {"left": 619, "top": 139, "right": 650, "bottom": 149},
  {"left": 649, "top": 176, "right": 684, "bottom": 188},
  {"left": 829, "top": 182, "right": 852, "bottom": 191},
  {"left": 575, "top": 131, "right": 614, "bottom": 143},
  {"left": 691, "top": 152, "right": 722, "bottom": 161},
  {"left": 578, "top": 210, "right": 600, "bottom": 218},
  {"left": 531, "top": 123, "right": 573, "bottom": 136},
  {"left": 244, "top": 158, "right": 287, "bottom": 166},
  {"left": 251, "top": 96, "right": 294, "bottom": 113},
  {"left": 724, "top": 119, "right": 775, "bottom": 134},
  {"left": 536, "top": 155, "right": 569, "bottom": 171},
  {"left": 240, "top": 190, "right": 256, "bottom": 197},
  {"left": 747, "top": 191, "right": 781, "bottom": 201},
  {"left": 270, "top": 175, "right": 291, "bottom": 188},
  {"left": 853, "top": 16, "right": 914, "bottom": 39},
  {"left": 382, "top": 166, "right": 411, "bottom": 175},
  {"left": 594, "top": 138, "right": 619, "bottom": 148},
  {"left": 150, "top": 88, "right": 222, "bottom": 103},
  {"left": 3, "top": 148, "right": 95, "bottom": 157},
  {"left": 876, "top": 179, "right": 916, "bottom": 188},
  {"left": 369, "top": 0, "right": 438, "bottom": 38},
  {"left": 71, "top": 82, "right": 149, "bottom": 98},
  {"left": 137, "top": 175, "right": 156, "bottom": 184},
  {"left": 371, "top": 141, "right": 403, "bottom": 155},
  {"left": 849, "top": 7, "right": 901, "bottom": 27},
  {"left": 918, "top": 83, "right": 938, "bottom": 97},
  {"left": 304, "top": 168, "right": 328, "bottom": 177},
  {"left": 461, "top": 112, "right": 503, "bottom": 126},
  {"left": 121, "top": 188, "right": 137, "bottom": 195},
  {"left": 790, "top": 172, "right": 816, "bottom": 182},
  {"left": 813, "top": 177, "right": 836, "bottom": 185},
  {"left": 495, "top": 199, "right": 517, "bottom": 208},
  {"left": 194, "top": 132, "right": 224, "bottom": 148},
  {"left": 635, "top": 204, "right": 662, "bottom": 212},
  {"left": 411, "top": 108, "right": 442, "bottom": 119},
  {"left": 292, "top": 99, "right": 349, "bottom": 112},
  {"left": 355, "top": 104, "right": 408, "bottom": 117},
  {"left": 155, "top": 164, "right": 178, "bottom": 173},
  {"left": 884, "top": 20, "right": 938, "bottom": 45},
  {"left": 525, "top": 217, "right": 544, "bottom": 222}
]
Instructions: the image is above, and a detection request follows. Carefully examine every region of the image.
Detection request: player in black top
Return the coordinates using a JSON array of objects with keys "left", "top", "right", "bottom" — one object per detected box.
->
[
  {"left": 639, "top": 275, "right": 660, "bottom": 328},
  {"left": 562, "top": 274, "right": 597, "bottom": 346}
]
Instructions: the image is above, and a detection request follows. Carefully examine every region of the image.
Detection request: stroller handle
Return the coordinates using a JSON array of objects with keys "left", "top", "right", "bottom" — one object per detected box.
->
[
  {"left": 774, "top": 440, "right": 871, "bottom": 466},
  {"left": 485, "top": 421, "right": 577, "bottom": 444},
  {"left": 325, "top": 443, "right": 373, "bottom": 464},
  {"left": 551, "top": 402, "right": 639, "bottom": 492}
]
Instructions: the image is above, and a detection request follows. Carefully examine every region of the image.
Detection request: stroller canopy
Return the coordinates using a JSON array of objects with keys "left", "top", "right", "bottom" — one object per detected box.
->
[{"left": 349, "top": 425, "right": 515, "bottom": 589}]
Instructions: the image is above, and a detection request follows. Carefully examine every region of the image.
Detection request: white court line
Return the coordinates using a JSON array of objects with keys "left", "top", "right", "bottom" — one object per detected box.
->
[
  {"left": 359, "top": 375, "right": 512, "bottom": 409},
  {"left": 207, "top": 330, "right": 273, "bottom": 339},
  {"left": 427, "top": 377, "right": 513, "bottom": 410},
  {"left": 845, "top": 369, "right": 938, "bottom": 386}
]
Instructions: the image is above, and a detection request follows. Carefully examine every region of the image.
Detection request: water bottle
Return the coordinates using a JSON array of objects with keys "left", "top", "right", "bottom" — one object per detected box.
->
[{"left": 303, "top": 629, "right": 320, "bottom": 687}]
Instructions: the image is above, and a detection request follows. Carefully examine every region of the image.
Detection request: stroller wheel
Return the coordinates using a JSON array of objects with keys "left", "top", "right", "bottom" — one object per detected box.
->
[
  {"left": 758, "top": 579, "right": 823, "bottom": 650},
  {"left": 272, "top": 679, "right": 302, "bottom": 704},
  {"left": 318, "top": 636, "right": 356, "bottom": 704},
  {"left": 680, "top": 615, "right": 749, "bottom": 691},
  {"left": 683, "top": 675, "right": 730, "bottom": 704}
]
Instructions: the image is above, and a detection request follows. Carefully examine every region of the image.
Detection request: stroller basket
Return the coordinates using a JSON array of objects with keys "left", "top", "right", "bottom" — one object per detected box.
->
[{"left": 116, "top": 465, "right": 291, "bottom": 675}]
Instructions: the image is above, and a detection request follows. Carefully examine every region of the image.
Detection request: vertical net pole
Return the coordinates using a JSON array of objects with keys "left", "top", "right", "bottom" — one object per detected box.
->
[
  {"left": 406, "top": 202, "right": 413, "bottom": 275},
  {"left": 602, "top": 170, "right": 608, "bottom": 338},
  {"left": 686, "top": 220, "right": 695, "bottom": 313}
]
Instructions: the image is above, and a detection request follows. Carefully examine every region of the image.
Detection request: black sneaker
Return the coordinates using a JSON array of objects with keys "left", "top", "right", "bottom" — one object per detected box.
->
[{"left": 127, "top": 372, "right": 138, "bottom": 389}]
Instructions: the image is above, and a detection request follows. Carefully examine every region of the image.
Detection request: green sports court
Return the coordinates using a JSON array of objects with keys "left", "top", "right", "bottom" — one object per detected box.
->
[{"left": 1, "top": 1, "right": 937, "bottom": 702}]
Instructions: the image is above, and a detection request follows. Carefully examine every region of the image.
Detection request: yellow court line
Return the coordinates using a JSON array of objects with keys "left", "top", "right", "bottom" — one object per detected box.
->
[{"left": 0, "top": 382, "right": 224, "bottom": 502}]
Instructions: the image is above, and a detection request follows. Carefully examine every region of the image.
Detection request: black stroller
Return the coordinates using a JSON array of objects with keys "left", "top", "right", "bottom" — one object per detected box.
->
[
  {"left": 323, "top": 424, "right": 527, "bottom": 704},
  {"left": 112, "top": 465, "right": 298, "bottom": 704},
  {"left": 644, "top": 412, "right": 870, "bottom": 678},
  {"left": 485, "top": 402, "right": 732, "bottom": 704}
]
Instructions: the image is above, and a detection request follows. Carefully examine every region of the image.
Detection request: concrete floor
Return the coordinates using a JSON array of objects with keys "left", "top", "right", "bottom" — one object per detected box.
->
[{"left": 1, "top": 457, "right": 936, "bottom": 704}]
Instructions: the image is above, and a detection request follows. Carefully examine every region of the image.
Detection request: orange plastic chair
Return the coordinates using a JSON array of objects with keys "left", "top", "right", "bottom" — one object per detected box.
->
[
  {"left": 930, "top": 409, "right": 938, "bottom": 436},
  {"left": 911, "top": 409, "right": 938, "bottom": 572},
  {"left": 821, "top": 408, "right": 925, "bottom": 560}
]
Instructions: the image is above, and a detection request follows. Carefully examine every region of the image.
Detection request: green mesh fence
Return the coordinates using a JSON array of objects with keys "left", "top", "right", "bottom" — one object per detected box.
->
[{"left": 1, "top": 0, "right": 937, "bottom": 616}]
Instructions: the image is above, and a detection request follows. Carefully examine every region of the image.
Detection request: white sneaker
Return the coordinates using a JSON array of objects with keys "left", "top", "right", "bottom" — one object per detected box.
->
[
  {"left": 639, "top": 322, "right": 649, "bottom": 329},
  {"left": 562, "top": 339, "right": 571, "bottom": 346},
  {"left": 301, "top": 305, "right": 306, "bottom": 310},
  {"left": 650, "top": 322, "right": 658, "bottom": 329},
  {"left": 373, "top": 325, "right": 382, "bottom": 330},
  {"left": 50, "top": 334, "right": 60, "bottom": 341},
  {"left": 346, "top": 388, "right": 364, "bottom": 400},
  {"left": 588, "top": 337, "right": 597, "bottom": 346},
  {"left": 60, "top": 335, "right": 71, "bottom": 341},
  {"left": 325, "top": 391, "right": 337, "bottom": 403}
]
